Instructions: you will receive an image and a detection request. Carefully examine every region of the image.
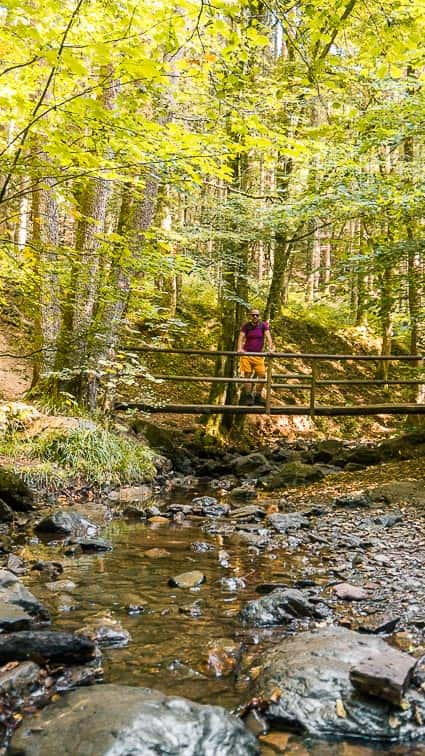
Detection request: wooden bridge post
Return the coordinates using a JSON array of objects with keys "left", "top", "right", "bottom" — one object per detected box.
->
[
  {"left": 310, "top": 359, "right": 317, "bottom": 418},
  {"left": 266, "top": 354, "right": 273, "bottom": 414}
]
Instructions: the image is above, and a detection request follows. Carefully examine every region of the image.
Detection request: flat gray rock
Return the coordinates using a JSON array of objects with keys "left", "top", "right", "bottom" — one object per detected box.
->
[
  {"left": 0, "top": 600, "right": 33, "bottom": 631},
  {"left": 0, "top": 570, "right": 49, "bottom": 621},
  {"left": 9, "top": 684, "right": 260, "bottom": 755},
  {"left": 255, "top": 626, "right": 425, "bottom": 741},
  {"left": 350, "top": 650, "right": 416, "bottom": 706}
]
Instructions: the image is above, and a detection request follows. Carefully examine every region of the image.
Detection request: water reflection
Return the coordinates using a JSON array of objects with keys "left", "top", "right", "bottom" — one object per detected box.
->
[{"left": 22, "top": 515, "right": 425, "bottom": 756}]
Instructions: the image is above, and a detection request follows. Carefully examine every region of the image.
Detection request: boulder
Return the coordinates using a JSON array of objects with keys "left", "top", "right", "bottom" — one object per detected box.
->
[
  {"left": 368, "top": 480, "right": 425, "bottom": 506},
  {"left": 240, "top": 588, "right": 323, "bottom": 627},
  {"left": 232, "top": 453, "right": 271, "bottom": 476},
  {"left": 312, "top": 439, "right": 346, "bottom": 463},
  {"left": 35, "top": 510, "right": 97, "bottom": 536},
  {"left": 255, "top": 626, "right": 425, "bottom": 741},
  {"left": 9, "top": 684, "right": 260, "bottom": 755},
  {"left": 260, "top": 461, "right": 324, "bottom": 490},
  {"left": 0, "top": 468, "right": 34, "bottom": 511},
  {"left": 344, "top": 446, "right": 383, "bottom": 466}
]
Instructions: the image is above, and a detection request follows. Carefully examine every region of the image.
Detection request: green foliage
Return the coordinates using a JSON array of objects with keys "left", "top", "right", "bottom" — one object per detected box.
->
[
  {"left": 283, "top": 299, "right": 354, "bottom": 333},
  {"left": 2, "top": 426, "right": 156, "bottom": 487}
]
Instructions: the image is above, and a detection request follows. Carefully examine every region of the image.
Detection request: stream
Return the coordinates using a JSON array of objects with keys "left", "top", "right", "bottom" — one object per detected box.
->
[{"left": 18, "top": 477, "right": 425, "bottom": 756}]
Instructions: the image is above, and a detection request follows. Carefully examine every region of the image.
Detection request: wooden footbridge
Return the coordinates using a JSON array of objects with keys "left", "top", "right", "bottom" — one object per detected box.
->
[{"left": 116, "top": 348, "right": 425, "bottom": 416}]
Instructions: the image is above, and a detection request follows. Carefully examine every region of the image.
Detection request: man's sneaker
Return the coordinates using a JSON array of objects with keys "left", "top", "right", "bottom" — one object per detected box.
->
[
  {"left": 254, "top": 394, "right": 266, "bottom": 406},
  {"left": 245, "top": 394, "right": 255, "bottom": 406}
]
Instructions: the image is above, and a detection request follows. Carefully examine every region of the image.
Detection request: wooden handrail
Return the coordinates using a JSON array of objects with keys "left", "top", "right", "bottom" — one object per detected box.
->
[
  {"left": 124, "top": 346, "right": 424, "bottom": 361},
  {"left": 115, "top": 347, "right": 425, "bottom": 416}
]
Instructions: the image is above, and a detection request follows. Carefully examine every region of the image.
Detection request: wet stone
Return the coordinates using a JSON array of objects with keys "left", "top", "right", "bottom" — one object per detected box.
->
[
  {"left": 148, "top": 515, "right": 170, "bottom": 524},
  {"left": 240, "top": 588, "right": 323, "bottom": 627},
  {"left": 31, "top": 560, "right": 63, "bottom": 578},
  {"left": 66, "top": 537, "right": 113, "bottom": 552},
  {"left": 45, "top": 580, "right": 77, "bottom": 593},
  {"left": 190, "top": 541, "right": 215, "bottom": 553},
  {"left": 0, "top": 569, "right": 49, "bottom": 621},
  {"left": 9, "top": 684, "right": 260, "bottom": 756},
  {"left": 0, "top": 601, "right": 33, "bottom": 631},
  {"left": 0, "top": 660, "right": 41, "bottom": 696},
  {"left": 200, "top": 638, "right": 243, "bottom": 677},
  {"left": 350, "top": 648, "right": 416, "bottom": 706},
  {"left": 121, "top": 505, "right": 147, "bottom": 518},
  {"left": 255, "top": 626, "right": 425, "bottom": 742},
  {"left": 6, "top": 554, "right": 26, "bottom": 575},
  {"left": 76, "top": 618, "right": 131, "bottom": 648},
  {"left": 179, "top": 600, "right": 203, "bottom": 617},
  {"left": 0, "top": 630, "right": 97, "bottom": 664},
  {"left": 351, "top": 612, "right": 401, "bottom": 634},
  {"left": 35, "top": 510, "right": 97, "bottom": 536},
  {"left": 169, "top": 570, "right": 206, "bottom": 589},
  {"left": 220, "top": 576, "right": 246, "bottom": 591},
  {"left": 108, "top": 485, "right": 152, "bottom": 503},
  {"left": 144, "top": 548, "right": 171, "bottom": 559}
]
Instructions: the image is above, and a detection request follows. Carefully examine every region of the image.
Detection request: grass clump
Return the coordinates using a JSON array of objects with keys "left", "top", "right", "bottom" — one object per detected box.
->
[
  {"left": 30, "top": 427, "right": 156, "bottom": 486},
  {"left": 1, "top": 426, "right": 156, "bottom": 488}
]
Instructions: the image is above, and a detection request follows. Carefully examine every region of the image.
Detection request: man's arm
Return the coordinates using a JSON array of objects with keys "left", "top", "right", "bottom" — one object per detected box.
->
[
  {"left": 265, "top": 329, "right": 274, "bottom": 351},
  {"left": 237, "top": 330, "right": 246, "bottom": 352}
]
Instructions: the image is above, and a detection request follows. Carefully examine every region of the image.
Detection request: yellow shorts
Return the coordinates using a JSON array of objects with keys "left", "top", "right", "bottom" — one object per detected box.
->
[{"left": 240, "top": 355, "right": 265, "bottom": 377}]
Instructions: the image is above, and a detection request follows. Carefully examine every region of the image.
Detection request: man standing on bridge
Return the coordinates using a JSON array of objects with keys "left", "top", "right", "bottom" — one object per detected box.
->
[{"left": 237, "top": 308, "right": 274, "bottom": 406}]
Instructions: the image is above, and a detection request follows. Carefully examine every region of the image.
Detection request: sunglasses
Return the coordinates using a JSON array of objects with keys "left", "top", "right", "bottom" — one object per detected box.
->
[{"left": 250, "top": 313, "right": 260, "bottom": 316}]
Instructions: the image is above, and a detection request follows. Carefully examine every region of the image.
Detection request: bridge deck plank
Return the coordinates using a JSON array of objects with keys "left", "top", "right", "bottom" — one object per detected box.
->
[{"left": 115, "top": 403, "right": 425, "bottom": 415}]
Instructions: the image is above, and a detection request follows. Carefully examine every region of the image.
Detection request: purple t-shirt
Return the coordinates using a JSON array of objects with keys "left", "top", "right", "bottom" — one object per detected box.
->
[{"left": 241, "top": 321, "right": 269, "bottom": 352}]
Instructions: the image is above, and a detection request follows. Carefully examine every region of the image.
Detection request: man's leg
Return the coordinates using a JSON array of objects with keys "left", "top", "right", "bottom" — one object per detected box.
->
[
  {"left": 239, "top": 356, "right": 255, "bottom": 404},
  {"left": 253, "top": 358, "right": 266, "bottom": 405}
]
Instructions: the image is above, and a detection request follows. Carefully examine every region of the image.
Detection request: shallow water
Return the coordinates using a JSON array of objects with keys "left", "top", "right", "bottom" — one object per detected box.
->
[{"left": 22, "top": 502, "right": 425, "bottom": 755}]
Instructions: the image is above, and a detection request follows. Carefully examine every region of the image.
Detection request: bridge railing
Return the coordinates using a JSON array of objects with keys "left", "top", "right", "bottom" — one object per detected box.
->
[{"left": 117, "top": 348, "right": 425, "bottom": 415}]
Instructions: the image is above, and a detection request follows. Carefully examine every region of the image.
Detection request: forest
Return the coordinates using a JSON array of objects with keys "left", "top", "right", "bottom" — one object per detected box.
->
[
  {"left": 4, "top": 4, "right": 425, "bottom": 754},
  {"left": 1, "top": 0, "right": 424, "bottom": 412}
]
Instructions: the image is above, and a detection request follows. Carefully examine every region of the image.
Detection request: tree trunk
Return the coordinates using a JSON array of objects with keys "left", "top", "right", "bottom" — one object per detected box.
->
[{"left": 31, "top": 178, "right": 61, "bottom": 383}]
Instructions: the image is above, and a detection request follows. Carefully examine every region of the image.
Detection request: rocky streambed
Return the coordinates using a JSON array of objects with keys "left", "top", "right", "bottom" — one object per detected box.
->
[{"left": 2, "top": 431, "right": 425, "bottom": 753}]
